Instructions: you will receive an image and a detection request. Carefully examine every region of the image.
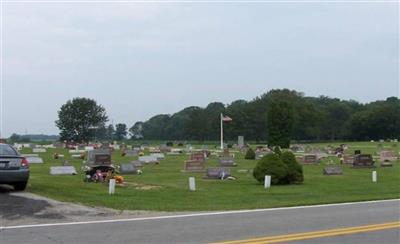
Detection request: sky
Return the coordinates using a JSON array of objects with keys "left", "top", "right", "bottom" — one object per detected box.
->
[{"left": 1, "top": 1, "right": 399, "bottom": 137}]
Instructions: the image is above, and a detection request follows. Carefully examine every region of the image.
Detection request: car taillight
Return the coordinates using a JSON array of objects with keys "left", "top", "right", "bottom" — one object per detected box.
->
[{"left": 21, "top": 157, "right": 29, "bottom": 168}]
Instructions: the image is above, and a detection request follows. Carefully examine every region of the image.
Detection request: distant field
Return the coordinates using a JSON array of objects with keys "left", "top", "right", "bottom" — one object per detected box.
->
[{"left": 21, "top": 141, "right": 399, "bottom": 211}]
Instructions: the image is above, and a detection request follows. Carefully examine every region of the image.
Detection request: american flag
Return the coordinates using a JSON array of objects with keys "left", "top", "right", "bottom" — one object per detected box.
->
[{"left": 222, "top": 115, "right": 233, "bottom": 122}]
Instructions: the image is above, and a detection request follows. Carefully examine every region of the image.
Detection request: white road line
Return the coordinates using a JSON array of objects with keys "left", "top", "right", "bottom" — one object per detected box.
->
[{"left": 1, "top": 199, "right": 399, "bottom": 230}]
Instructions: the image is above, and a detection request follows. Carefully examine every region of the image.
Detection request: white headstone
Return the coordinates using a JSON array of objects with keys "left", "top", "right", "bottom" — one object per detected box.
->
[
  {"left": 372, "top": 171, "right": 377, "bottom": 183},
  {"left": 238, "top": 136, "right": 244, "bottom": 148},
  {"left": 264, "top": 175, "right": 271, "bottom": 189},
  {"left": 189, "top": 177, "right": 196, "bottom": 191},
  {"left": 109, "top": 179, "right": 116, "bottom": 195}
]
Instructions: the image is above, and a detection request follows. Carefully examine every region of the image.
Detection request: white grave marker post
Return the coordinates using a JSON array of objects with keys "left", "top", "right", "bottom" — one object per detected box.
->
[
  {"left": 372, "top": 171, "right": 377, "bottom": 183},
  {"left": 109, "top": 179, "right": 116, "bottom": 195},
  {"left": 264, "top": 175, "right": 271, "bottom": 189},
  {"left": 189, "top": 177, "right": 196, "bottom": 191}
]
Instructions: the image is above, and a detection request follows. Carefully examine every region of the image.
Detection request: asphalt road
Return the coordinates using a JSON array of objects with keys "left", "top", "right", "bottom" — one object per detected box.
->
[{"left": 1, "top": 199, "right": 399, "bottom": 244}]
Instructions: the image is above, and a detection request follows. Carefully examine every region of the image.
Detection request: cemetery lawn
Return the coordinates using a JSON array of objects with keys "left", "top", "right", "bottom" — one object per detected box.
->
[{"left": 24, "top": 142, "right": 400, "bottom": 212}]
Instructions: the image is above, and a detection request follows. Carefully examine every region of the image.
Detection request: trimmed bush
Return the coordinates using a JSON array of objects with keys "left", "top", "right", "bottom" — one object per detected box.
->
[
  {"left": 273, "top": 146, "right": 282, "bottom": 156},
  {"left": 166, "top": 142, "right": 173, "bottom": 147},
  {"left": 253, "top": 154, "right": 288, "bottom": 185},
  {"left": 244, "top": 148, "right": 256, "bottom": 160},
  {"left": 281, "top": 151, "right": 304, "bottom": 183},
  {"left": 177, "top": 143, "right": 184, "bottom": 147}
]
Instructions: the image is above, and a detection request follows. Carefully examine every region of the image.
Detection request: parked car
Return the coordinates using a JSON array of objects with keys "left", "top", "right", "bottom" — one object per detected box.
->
[{"left": 0, "top": 143, "right": 29, "bottom": 190}]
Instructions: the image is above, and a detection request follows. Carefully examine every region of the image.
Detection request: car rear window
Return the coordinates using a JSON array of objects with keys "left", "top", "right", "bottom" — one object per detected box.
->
[{"left": 0, "top": 144, "right": 18, "bottom": 156}]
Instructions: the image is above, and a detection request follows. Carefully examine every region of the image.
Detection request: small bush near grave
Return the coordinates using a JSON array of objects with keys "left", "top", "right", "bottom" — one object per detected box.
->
[
  {"left": 245, "top": 148, "right": 256, "bottom": 160},
  {"left": 273, "top": 146, "right": 282, "bottom": 156},
  {"left": 281, "top": 151, "right": 303, "bottom": 183},
  {"left": 166, "top": 142, "right": 173, "bottom": 147},
  {"left": 227, "top": 144, "right": 233, "bottom": 148},
  {"left": 253, "top": 153, "right": 288, "bottom": 185},
  {"left": 177, "top": 143, "right": 184, "bottom": 147}
]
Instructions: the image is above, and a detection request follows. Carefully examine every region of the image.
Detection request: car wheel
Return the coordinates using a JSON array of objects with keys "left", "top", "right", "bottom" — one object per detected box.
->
[{"left": 13, "top": 182, "right": 27, "bottom": 191}]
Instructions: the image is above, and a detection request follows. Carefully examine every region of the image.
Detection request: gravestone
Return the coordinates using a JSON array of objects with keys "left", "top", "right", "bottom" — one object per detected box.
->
[
  {"left": 190, "top": 152, "right": 205, "bottom": 162},
  {"left": 131, "top": 161, "right": 144, "bottom": 168},
  {"left": 380, "top": 151, "right": 397, "bottom": 162},
  {"left": 381, "top": 161, "right": 393, "bottom": 167},
  {"left": 238, "top": 136, "right": 244, "bottom": 148},
  {"left": 342, "top": 155, "right": 354, "bottom": 164},
  {"left": 32, "top": 148, "right": 46, "bottom": 153},
  {"left": 150, "top": 153, "right": 165, "bottom": 160},
  {"left": 302, "top": 154, "right": 318, "bottom": 164},
  {"left": 26, "top": 156, "right": 44, "bottom": 164},
  {"left": 183, "top": 160, "right": 205, "bottom": 172},
  {"left": 85, "top": 146, "right": 94, "bottom": 151},
  {"left": 353, "top": 154, "right": 375, "bottom": 168},
  {"left": 219, "top": 157, "right": 236, "bottom": 167},
  {"left": 323, "top": 166, "right": 343, "bottom": 175},
  {"left": 125, "top": 150, "right": 139, "bottom": 157},
  {"left": 203, "top": 168, "right": 231, "bottom": 180},
  {"left": 50, "top": 166, "right": 77, "bottom": 175},
  {"left": 119, "top": 164, "right": 138, "bottom": 175},
  {"left": 71, "top": 154, "right": 84, "bottom": 159},
  {"left": 138, "top": 156, "right": 159, "bottom": 164},
  {"left": 87, "top": 150, "right": 112, "bottom": 166},
  {"left": 160, "top": 145, "right": 171, "bottom": 153},
  {"left": 354, "top": 150, "right": 361, "bottom": 155}
]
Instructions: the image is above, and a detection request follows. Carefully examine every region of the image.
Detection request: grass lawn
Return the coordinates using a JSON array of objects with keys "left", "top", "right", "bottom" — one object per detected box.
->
[{"left": 22, "top": 141, "right": 400, "bottom": 212}]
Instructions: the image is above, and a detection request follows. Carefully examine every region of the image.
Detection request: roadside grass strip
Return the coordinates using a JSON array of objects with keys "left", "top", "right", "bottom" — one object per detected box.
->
[{"left": 213, "top": 221, "right": 400, "bottom": 244}]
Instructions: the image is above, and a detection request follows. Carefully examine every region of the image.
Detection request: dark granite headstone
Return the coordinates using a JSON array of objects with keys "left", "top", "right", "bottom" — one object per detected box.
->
[
  {"left": 204, "top": 168, "right": 231, "bottom": 179},
  {"left": 354, "top": 150, "right": 361, "bottom": 155},
  {"left": 353, "top": 154, "right": 375, "bottom": 168},
  {"left": 94, "top": 154, "right": 111, "bottom": 165},
  {"left": 323, "top": 166, "right": 343, "bottom": 175}
]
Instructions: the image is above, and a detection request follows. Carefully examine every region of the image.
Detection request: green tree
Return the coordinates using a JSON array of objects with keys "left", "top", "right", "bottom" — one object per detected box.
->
[
  {"left": 107, "top": 124, "right": 115, "bottom": 141},
  {"left": 56, "top": 98, "right": 108, "bottom": 143},
  {"left": 114, "top": 123, "right": 127, "bottom": 140},
  {"left": 129, "top": 122, "right": 144, "bottom": 139},
  {"left": 267, "top": 101, "right": 294, "bottom": 148}
]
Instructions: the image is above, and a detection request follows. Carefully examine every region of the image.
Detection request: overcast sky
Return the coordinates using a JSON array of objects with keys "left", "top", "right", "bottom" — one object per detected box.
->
[{"left": 1, "top": 1, "right": 399, "bottom": 137}]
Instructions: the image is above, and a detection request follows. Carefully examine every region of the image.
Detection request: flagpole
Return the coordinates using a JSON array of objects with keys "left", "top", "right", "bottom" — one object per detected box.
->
[{"left": 220, "top": 113, "right": 223, "bottom": 150}]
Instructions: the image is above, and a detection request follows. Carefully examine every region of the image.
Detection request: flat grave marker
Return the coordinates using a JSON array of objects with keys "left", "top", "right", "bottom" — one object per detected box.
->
[
  {"left": 50, "top": 166, "right": 77, "bottom": 175},
  {"left": 323, "top": 166, "right": 343, "bottom": 175},
  {"left": 26, "top": 156, "right": 44, "bottom": 164},
  {"left": 119, "top": 164, "right": 138, "bottom": 175},
  {"left": 32, "top": 148, "right": 46, "bottom": 153},
  {"left": 139, "top": 156, "right": 159, "bottom": 164},
  {"left": 150, "top": 153, "right": 165, "bottom": 160},
  {"left": 219, "top": 157, "right": 237, "bottom": 167}
]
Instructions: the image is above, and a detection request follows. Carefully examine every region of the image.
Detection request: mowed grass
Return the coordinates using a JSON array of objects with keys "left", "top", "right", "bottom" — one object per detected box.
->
[{"left": 22, "top": 141, "right": 400, "bottom": 211}]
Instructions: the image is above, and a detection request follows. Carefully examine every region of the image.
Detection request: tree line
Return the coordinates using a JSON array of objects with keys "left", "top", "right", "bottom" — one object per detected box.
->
[
  {"left": 130, "top": 89, "right": 399, "bottom": 142},
  {"left": 53, "top": 90, "right": 400, "bottom": 143}
]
